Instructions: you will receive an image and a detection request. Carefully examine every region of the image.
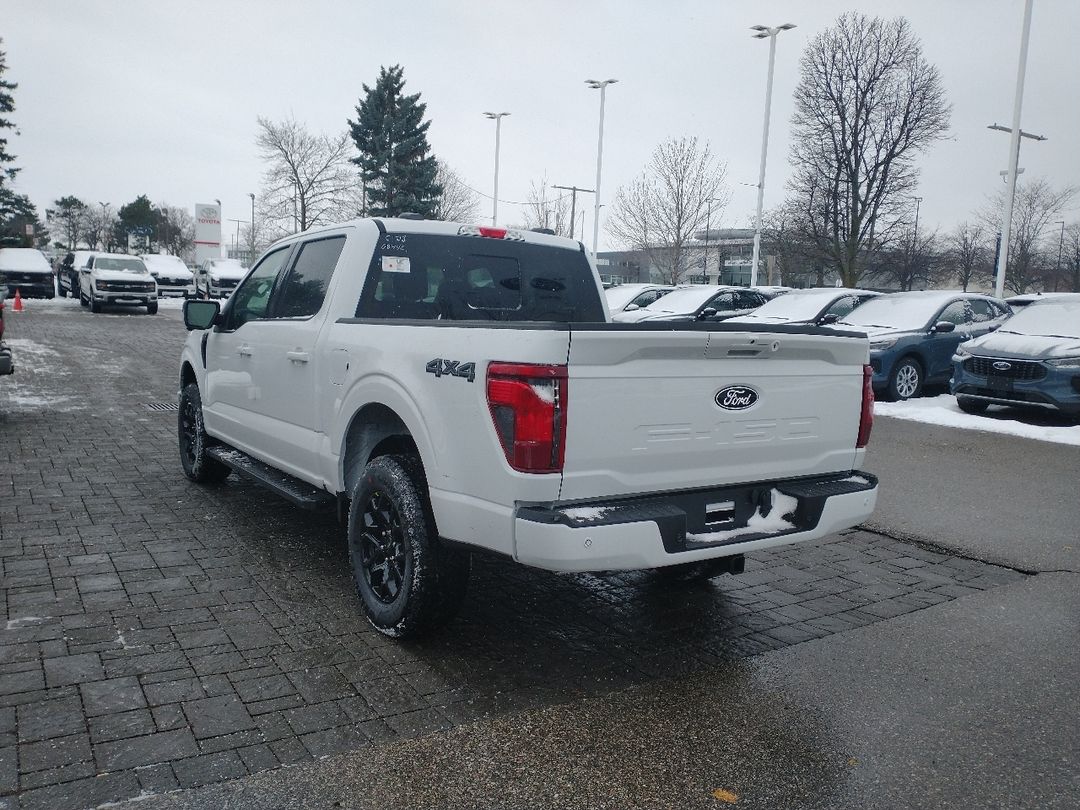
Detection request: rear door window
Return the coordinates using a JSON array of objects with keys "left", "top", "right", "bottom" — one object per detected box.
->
[{"left": 355, "top": 233, "right": 604, "bottom": 322}]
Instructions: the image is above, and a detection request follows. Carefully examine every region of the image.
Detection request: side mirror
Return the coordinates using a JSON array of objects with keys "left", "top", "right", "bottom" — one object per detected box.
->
[
  {"left": 184, "top": 299, "right": 220, "bottom": 331},
  {"left": 819, "top": 313, "right": 840, "bottom": 325},
  {"left": 988, "top": 323, "right": 1001, "bottom": 332},
  {"left": 698, "top": 307, "right": 718, "bottom": 321},
  {"left": 932, "top": 321, "right": 956, "bottom": 333},
  {"left": 625, "top": 303, "right": 640, "bottom": 311}
]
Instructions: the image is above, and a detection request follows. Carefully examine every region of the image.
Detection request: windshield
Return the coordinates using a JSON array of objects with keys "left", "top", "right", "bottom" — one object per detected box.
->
[
  {"left": 999, "top": 301, "right": 1080, "bottom": 338},
  {"left": 742, "top": 291, "right": 836, "bottom": 321},
  {"left": 605, "top": 286, "right": 651, "bottom": 310},
  {"left": 640, "top": 286, "right": 718, "bottom": 313},
  {"left": 95, "top": 257, "right": 147, "bottom": 273},
  {"left": 839, "top": 296, "right": 946, "bottom": 330},
  {"left": 142, "top": 255, "right": 187, "bottom": 271}
]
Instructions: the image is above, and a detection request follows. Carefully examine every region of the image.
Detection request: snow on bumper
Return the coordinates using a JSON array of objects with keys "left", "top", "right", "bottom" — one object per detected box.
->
[{"left": 513, "top": 472, "right": 878, "bottom": 572}]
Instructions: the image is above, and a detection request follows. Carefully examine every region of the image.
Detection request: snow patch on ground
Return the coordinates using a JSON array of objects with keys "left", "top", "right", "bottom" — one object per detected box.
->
[{"left": 874, "top": 394, "right": 1080, "bottom": 447}]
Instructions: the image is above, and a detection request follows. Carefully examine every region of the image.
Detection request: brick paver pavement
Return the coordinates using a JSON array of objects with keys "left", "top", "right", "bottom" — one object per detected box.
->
[{"left": 0, "top": 302, "right": 1027, "bottom": 809}]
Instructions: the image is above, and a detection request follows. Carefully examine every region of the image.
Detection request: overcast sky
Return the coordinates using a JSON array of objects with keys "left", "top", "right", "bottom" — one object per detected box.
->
[{"left": 4, "top": 0, "right": 1079, "bottom": 252}]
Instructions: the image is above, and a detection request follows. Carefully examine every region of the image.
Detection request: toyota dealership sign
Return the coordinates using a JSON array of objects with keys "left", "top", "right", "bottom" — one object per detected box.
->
[{"left": 194, "top": 202, "right": 222, "bottom": 266}]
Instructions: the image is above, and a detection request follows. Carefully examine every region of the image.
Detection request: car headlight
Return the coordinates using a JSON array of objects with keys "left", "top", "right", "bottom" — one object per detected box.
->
[
  {"left": 1046, "top": 356, "right": 1080, "bottom": 368},
  {"left": 869, "top": 339, "right": 898, "bottom": 351},
  {"left": 953, "top": 345, "right": 972, "bottom": 360}
]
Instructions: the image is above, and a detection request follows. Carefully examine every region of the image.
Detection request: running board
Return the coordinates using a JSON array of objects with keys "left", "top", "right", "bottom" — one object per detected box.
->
[{"left": 206, "top": 446, "right": 335, "bottom": 511}]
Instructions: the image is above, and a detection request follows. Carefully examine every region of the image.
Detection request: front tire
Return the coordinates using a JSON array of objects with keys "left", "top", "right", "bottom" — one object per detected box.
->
[
  {"left": 147, "top": 302, "right": 158, "bottom": 315},
  {"left": 887, "top": 356, "right": 923, "bottom": 401},
  {"left": 89, "top": 295, "right": 101, "bottom": 313},
  {"left": 178, "top": 383, "right": 231, "bottom": 484},
  {"left": 348, "top": 454, "right": 470, "bottom": 638},
  {"left": 957, "top": 396, "right": 989, "bottom": 415}
]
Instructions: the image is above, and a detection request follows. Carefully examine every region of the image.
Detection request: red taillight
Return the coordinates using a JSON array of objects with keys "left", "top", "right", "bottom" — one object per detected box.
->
[
  {"left": 478, "top": 226, "right": 507, "bottom": 239},
  {"left": 857, "top": 364, "right": 874, "bottom": 448},
  {"left": 486, "top": 362, "right": 568, "bottom": 473}
]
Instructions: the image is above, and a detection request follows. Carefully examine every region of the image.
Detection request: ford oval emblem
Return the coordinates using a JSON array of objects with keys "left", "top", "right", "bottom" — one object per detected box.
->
[
  {"left": 992, "top": 361, "right": 1012, "bottom": 371},
  {"left": 715, "top": 385, "right": 758, "bottom": 411}
]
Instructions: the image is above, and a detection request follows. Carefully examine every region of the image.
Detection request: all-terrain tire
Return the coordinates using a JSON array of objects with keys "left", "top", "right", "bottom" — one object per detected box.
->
[
  {"left": 147, "top": 302, "right": 158, "bottom": 315},
  {"left": 177, "top": 383, "right": 231, "bottom": 484},
  {"left": 348, "top": 454, "right": 470, "bottom": 638}
]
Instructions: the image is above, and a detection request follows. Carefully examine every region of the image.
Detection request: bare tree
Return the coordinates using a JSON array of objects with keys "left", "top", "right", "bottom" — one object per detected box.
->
[
  {"left": 153, "top": 205, "right": 195, "bottom": 260},
  {"left": 979, "top": 178, "right": 1076, "bottom": 294},
  {"left": 787, "top": 13, "right": 951, "bottom": 287},
  {"left": 521, "top": 175, "right": 572, "bottom": 236},
  {"left": 81, "top": 205, "right": 118, "bottom": 251},
  {"left": 432, "top": 160, "right": 480, "bottom": 223},
  {"left": 256, "top": 115, "right": 359, "bottom": 237},
  {"left": 607, "top": 136, "right": 729, "bottom": 285},
  {"left": 941, "top": 222, "right": 990, "bottom": 291},
  {"left": 1057, "top": 223, "right": 1080, "bottom": 293},
  {"left": 868, "top": 228, "right": 942, "bottom": 291}
]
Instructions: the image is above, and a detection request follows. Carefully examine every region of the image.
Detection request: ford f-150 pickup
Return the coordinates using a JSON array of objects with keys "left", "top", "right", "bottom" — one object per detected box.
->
[{"left": 178, "top": 218, "right": 877, "bottom": 637}]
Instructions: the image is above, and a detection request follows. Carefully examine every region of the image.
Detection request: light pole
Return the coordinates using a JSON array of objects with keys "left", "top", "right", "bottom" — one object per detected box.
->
[
  {"left": 749, "top": 23, "right": 795, "bottom": 287},
  {"left": 994, "top": 0, "right": 1035, "bottom": 300},
  {"left": 248, "top": 193, "right": 256, "bottom": 260},
  {"left": 483, "top": 112, "right": 510, "bottom": 226},
  {"left": 553, "top": 184, "right": 594, "bottom": 240},
  {"left": 586, "top": 78, "right": 617, "bottom": 255}
]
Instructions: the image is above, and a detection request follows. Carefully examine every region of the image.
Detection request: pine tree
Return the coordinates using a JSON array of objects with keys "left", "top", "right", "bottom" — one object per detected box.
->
[
  {"left": 0, "top": 38, "right": 18, "bottom": 189},
  {"left": 349, "top": 65, "right": 441, "bottom": 218},
  {"left": 0, "top": 38, "right": 40, "bottom": 247}
]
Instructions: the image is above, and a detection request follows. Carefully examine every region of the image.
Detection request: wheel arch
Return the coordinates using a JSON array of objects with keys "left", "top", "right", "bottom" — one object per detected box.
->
[
  {"left": 180, "top": 361, "right": 198, "bottom": 391},
  {"left": 341, "top": 402, "right": 423, "bottom": 497}
]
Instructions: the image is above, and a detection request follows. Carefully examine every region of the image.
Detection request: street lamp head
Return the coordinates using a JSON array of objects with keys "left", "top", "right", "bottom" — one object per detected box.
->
[
  {"left": 248, "top": 192, "right": 255, "bottom": 201},
  {"left": 750, "top": 25, "right": 768, "bottom": 31},
  {"left": 779, "top": 23, "right": 796, "bottom": 30},
  {"left": 752, "top": 32, "right": 768, "bottom": 38},
  {"left": 586, "top": 79, "right": 617, "bottom": 89},
  {"left": 483, "top": 112, "right": 509, "bottom": 120}
]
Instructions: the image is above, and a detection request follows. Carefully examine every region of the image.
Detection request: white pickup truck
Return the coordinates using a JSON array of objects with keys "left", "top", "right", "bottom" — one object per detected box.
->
[{"left": 178, "top": 218, "right": 877, "bottom": 637}]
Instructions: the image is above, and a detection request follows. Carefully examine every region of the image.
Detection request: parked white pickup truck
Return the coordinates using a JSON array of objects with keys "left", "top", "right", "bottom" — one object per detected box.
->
[{"left": 178, "top": 218, "right": 877, "bottom": 637}]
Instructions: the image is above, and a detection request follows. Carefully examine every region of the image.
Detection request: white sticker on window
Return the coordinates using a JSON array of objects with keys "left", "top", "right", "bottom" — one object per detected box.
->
[{"left": 381, "top": 256, "right": 410, "bottom": 274}]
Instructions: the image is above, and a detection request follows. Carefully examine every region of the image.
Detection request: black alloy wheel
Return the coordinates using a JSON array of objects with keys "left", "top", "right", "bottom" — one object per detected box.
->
[{"left": 357, "top": 491, "right": 408, "bottom": 604}]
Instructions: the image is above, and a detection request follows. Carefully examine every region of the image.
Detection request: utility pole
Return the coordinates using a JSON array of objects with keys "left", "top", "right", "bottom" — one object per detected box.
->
[{"left": 553, "top": 185, "right": 595, "bottom": 239}]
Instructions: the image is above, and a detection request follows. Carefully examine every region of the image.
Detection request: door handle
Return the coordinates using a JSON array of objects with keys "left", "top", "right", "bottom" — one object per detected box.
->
[
  {"left": 286, "top": 350, "right": 310, "bottom": 364},
  {"left": 238, "top": 345, "right": 253, "bottom": 357}
]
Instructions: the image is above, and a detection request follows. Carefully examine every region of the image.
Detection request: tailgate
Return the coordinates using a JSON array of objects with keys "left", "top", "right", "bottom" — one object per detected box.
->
[{"left": 559, "top": 325, "right": 868, "bottom": 501}]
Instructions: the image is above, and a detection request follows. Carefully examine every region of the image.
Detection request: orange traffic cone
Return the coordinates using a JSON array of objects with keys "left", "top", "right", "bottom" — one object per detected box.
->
[{"left": 12, "top": 289, "right": 24, "bottom": 312}]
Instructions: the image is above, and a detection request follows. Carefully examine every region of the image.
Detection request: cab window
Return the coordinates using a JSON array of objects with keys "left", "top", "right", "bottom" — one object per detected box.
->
[
  {"left": 225, "top": 246, "right": 291, "bottom": 329},
  {"left": 274, "top": 236, "right": 346, "bottom": 319}
]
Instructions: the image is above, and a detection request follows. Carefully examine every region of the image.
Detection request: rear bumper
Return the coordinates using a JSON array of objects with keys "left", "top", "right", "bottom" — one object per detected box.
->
[{"left": 514, "top": 471, "right": 878, "bottom": 572}]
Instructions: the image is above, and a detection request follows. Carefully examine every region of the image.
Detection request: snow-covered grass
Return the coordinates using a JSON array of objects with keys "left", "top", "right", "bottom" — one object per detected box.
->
[{"left": 875, "top": 394, "right": 1080, "bottom": 447}]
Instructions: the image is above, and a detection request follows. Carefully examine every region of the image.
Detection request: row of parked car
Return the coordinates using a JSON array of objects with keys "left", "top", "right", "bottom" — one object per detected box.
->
[
  {"left": 0, "top": 247, "right": 249, "bottom": 314},
  {"left": 605, "top": 282, "right": 1080, "bottom": 419}
]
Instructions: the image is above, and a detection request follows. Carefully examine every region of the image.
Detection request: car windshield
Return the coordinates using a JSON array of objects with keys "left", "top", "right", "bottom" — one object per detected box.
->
[
  {"left": 998, "top": 301, "right": 1080, "bottom": 339},
  {"left": 95, "top": 257, "right": 147, "bottom": 273},
  {"left": 839, "top": 296, "right": 947, "bottom": 330},
  {"left": 741, "top": 291, "right": 837, "bottom": 321},
  {"left": 605, "top": 286, "right": 651, "bottom": 310},
  {"left": 143, "top": 255, "right": 187, "bottom": 271},
  {"left": 640, "top": 286, "right": 718, "bottom": 314}
]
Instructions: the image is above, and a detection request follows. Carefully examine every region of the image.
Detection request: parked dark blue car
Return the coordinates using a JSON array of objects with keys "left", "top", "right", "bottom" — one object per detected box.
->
[
  {"left": 952, "top": 296, "right": 1080, "bottom": 418},
  {"left": 835, "top": 291, "right": 1011, "bottom": 400}
]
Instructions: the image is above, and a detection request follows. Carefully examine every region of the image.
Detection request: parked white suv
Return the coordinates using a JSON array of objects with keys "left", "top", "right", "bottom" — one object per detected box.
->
[
  {"left": 140, "top": 254, "right": 194, "bottom": 298},
  {"left": 195, "top": 258, "right": 246, "bottom": 299},
  {"left": 79, "top": 253, "right": 158, "bottom": 314}
]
